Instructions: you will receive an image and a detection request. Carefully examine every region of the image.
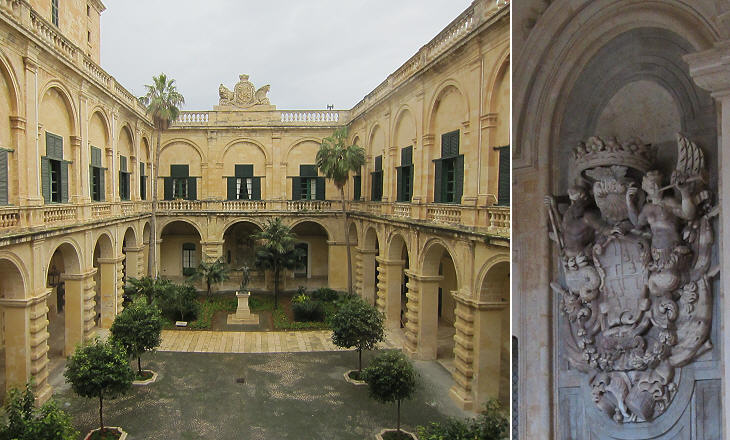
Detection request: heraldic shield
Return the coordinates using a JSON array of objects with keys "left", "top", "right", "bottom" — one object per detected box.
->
[{"left": 545, "top": 135, "right": 717, "bottom": 424}]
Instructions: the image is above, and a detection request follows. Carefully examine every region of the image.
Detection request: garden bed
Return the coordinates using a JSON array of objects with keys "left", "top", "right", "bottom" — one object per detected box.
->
[
  {"left": 376, "top": 429, "right": 417, "bottom": 440},
  {"left": 84, "top": 427, "right": 127, "bottom": 440}
]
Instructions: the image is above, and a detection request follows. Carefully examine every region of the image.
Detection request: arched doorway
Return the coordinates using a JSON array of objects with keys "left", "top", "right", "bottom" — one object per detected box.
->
[
  {"left": 362, "top": 226, "right": 379, "bottom": 306},
  {"left": 347, "top": 223, "right": 359, "bottom": 295},
  {"left": 222, "top": 221, "right": 263, "bottom": 291},
  {"left": 290, "top": 221, "right": 329, "bottom": 290},
  {"left": 418, "top": 241, "right": 458, "bottom": 363},
  {"left": 92, "top": 233, "right": 114, "bottom": 329},
  {"left": 122, "top": 227, "right": 138, "bottom": 283},
  {"left": 383, "top": 233, "right": 409, "bottom": 332},
  {"left": 142, "top": 222, "right": 151, "bottom": 276},
  {"left": 46, "top": 242, "right": 82, "bottom": 375},
  {"left": 476, "top": 261, "right": 509, "bottom": 406},
  {"left": 159, "top": 221, "right": 202, "bottom": 281},
  {"left": 0, "top": 259, "right": 24, "bottom": 399}
]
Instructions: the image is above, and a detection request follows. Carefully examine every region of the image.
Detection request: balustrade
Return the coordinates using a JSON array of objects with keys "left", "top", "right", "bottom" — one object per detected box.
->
[
  {"left": 280, "top": 111, "right": 343, "bottom": 124},
  {"left": 0, "top": 207, "right": 19, "bottom": 229},
  {"left": 176, "top": 112, "right": 210, "bottom": 125},
  {"left": 392, "top": 203, "right": 411, "bottom": 218},
  {"left": 285, "top": 200, "right": 332, "bottom": 211},
  {"left": 426, "top": 205, "right": 462, "bottom": 224},
  {"left": 43, "top": 205, "right": 77, "bottom": 224},
  {"left": 222, "top": 200, "right": 267, "bottom": 211}
]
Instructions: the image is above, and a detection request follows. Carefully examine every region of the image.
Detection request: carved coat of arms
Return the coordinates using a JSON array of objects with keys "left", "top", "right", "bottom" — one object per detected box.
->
[
  {"left": 545, "top": 135, "right": 717, "bottom": 423},
  {"left": 219, "top": 74, "right": 271, "bottom": 108}
]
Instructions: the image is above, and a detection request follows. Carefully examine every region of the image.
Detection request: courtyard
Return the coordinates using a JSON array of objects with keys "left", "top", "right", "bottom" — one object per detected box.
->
[{"left": 49, "top": 348, "right": 469, "bottom": 439}]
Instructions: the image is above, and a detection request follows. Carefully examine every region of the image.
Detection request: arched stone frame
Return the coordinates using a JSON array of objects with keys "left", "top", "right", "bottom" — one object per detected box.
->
[
  {"left": 117, "top": 124, "right": 136, "bottom": 201},
  {"left": 346, "top": 221, "right": 360, "bottom": 295},
  {"left": 38, "top": 80, "right": 80, "bottom": 136},
  {"left": 391, "top": 104, "right": 418, "bottom": 201},
  {"left": 158, "top": 218, "right": 204, "bottom": 278},
  {"left": 0, "top": 50, "right": 22, "bottom": 205},
  {"left": 220, "top": 137, "right": 271, "bottom": 165},
  {"left": 288, "top": 219, "right": 333, "bottom": 288},
  {"left": 284, "top": 137, "right": 324, "bottom": 200},
  {"left": 91, "top": 230, "right": 116, "bottom": 329},
  {"left": 158, "top": 138, "right": 206, "bottom": 199},
  {"left": 0, "top": 50, "right": 22, "bottom": 117},
  {"left": 88, "top": 106, "right": 112, "bottom": 145},
  {"left": 219, "top": 138, "right": 270, "bottom": 200},
  {"left": 122, "top": 224, "right": 140, "bottom": 281},
  {"left": 157, "top": 217, "right": 206, "bottom": 242},
  {"left": 483, "top": 47, "right": 510, "bottom": 202},
  {"left": 367, "top": 123, "right": 386, "bottom": 201},
  {"left": 425, "top": 78, "right": 470, "bottom": 136},
  {"left": 287, "top": 217, "right": 333, "bottom": 242},
  {"left": 142, "top": 220, "right": 152, "bottom": 276},
  {"left": 378, "top": 230, "right": 411, "bottom": 331},
  {"left": 512, "top": 1, "right": 721, "bottom": 437},
  {"left": 359, "top": 224, "right": 380, "bottom": 306},
  {"left": 220, "top": 219, "right": 264, "bottom": 288},
  {"left": 0, "top": 253, "right": 32, "bottom": 398}
]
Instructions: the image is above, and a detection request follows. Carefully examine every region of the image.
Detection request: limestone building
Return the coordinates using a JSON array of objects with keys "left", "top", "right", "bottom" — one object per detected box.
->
[
  {"left": 0, "top": 0, "right": 509, "bottom": 412},
  {"left": 514, "top": 0, "right": 727, "bottom": 438}
]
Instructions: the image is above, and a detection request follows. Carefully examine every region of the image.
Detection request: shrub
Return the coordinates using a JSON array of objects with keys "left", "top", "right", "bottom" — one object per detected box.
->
[
  {"left": 331, "top": 297, "right": 384, "bottom": 372},
  {"left": 64, "top": 338, "right": 134, "bottom": 433},
  {"left": 292, "top": 300, "right": 325, "bottom": 322},
  {"left": 292, "top": 293, "right": 309, "bottom": 304},
  {"left": 416, "top": 399, "right": 509, "bottom": 440},
  {"left": 362, "top": 350, "right": 417, "bottom": 434},
  {"left": 158, "top": 283, "right": 200, "bottom": 322},
  {"left": 110, "top": 298, "right": 163, "bottom": 374},
  {"left": 0, "top": 383, "right": 78, "bottom": 440},
  {"left": 311, "top": 287, "right": 339, "bottom": 302}
]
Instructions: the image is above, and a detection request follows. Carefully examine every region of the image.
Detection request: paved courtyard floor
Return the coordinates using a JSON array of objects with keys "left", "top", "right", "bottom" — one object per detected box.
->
[{"left": 53, "top": 349, "right": 469, "bottom": 439}]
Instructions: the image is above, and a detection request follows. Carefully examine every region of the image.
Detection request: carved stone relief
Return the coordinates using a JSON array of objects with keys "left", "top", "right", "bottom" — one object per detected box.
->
[
  {"left": 218, "top": 74, "right": 271, "bottom": 109},
  {"left": 545, "top": 135, "right": 717, "bottom": 423}
]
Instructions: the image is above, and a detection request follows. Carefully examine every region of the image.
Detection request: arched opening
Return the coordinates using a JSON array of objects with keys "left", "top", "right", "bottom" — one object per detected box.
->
[
  {"left": 0, "top": 58, "right": 19, "bottom": 206},
  {"left": 362, "top": 227, "right": 380, "bottom": 307},
  {"left": 92, "top": 233, "right": 114, "bottom": 329},
  {"left": 383, "top": 233, "right": 409, "bottom": 331},
  {"left": 160, "top": 220, "right": 202, "bottom": 281},
  {"left": 0, "top": 259, "right": 24, "bottom": 399},
  {"left": 46, "top": 242, "right": 81, "bottom": 371},
  {"left": 123, "top": 227, "right": 138, "bottom": 283},
  {"left": 427, "top": 85, "right": 467, "bottom": 203},
  {"left": 39, "top": 86, "right": 76, "bottom": 203},
  {"left": 142, "top": 222, "right": 151, "bottom": 276},
  {"left": 477, "top": 261, "right": 509, "bottom": 406},
  {"left": 348, "top": 223, "right": 359, "bottom": 295},
  {"left": 420, "top": 242, "right": 459, "bottom": 363},
  {"left": 290, "top": 221, "right": 329, "bottom": 290},
  {"left": 222, "top": 221, "right": 263, "bottom": 291}
]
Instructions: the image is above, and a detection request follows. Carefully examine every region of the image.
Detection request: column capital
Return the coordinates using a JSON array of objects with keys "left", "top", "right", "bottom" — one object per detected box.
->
[
  {"left": 685, "top": 41, "right": 730, "bottom": 97},
  {"left": 97, "top": 255, "right": 125, "bottom": 264},
  {"left": 453, "top": 289, "right": 508, "bottom": 310},
  {"left": 0, "top": 288, "right": 51, "bottom": 308},
  {"left": 403, "top": 270, "right": 442, "bottom": 282},
  {"left": 62, "top": 268, "right": 97, "bottom": 281},
  {"left": 375, "top": 257, "right": 404, "bottom": 266}
]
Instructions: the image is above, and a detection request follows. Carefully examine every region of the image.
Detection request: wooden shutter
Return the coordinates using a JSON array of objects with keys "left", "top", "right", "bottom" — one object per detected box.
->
[
  {"left": 497, "top": 146, "right": 510, "bottom": 206},
  {"left": 235, "top": 164, "right": 253, "bottom": 177},
  {"left": 315, "top": 177, "right": 325, "bottom": 200},
  {"left": 441, "top": 131, "right": 459, "bottom": 158},
  {"left": 119, "top": 170, "right": 123, "bottom": 199},
  {"left": 251, "top": 177, "right": 261, "bottom": 200},
  {"left": 60, "top": 161, "right": 69, "bottom": 203},
  {"left": 396, "top": 167, "right": 403, "bottom": 202},
  {"left": 89, "top": 165, "right": 94, "bottom": 199},
  {"left": 408, "top": 166, "right": 414, "bottom": 202},
  {"left": 91, "top": 146, "right": 101, "bottom": 167},
  {"left": 353, "top": 175, "right": 361, "bottom": 200},
  {"left": 291, "top": 177, "right": 301, "bottom": 200},
  {"left": 454, "top": 154, "right": 464, "bottom": 204},
  {"left": 170, "top": 164, "right": 188, "bottom": 178},
  {"left": 163, "top": 177, "right": 173, "bottom": 200},
  {"left": 41, "top": 157, "right": 50, "bottom": 203},
  {"left": 401, "top": 146, "right": 412, "bottom": 165},
  {"left": 140, "top": 163, "right": 146, "bottom": 200},
  {"left": 187, "top": 177, "right": 197, "bottom": 200},
  {"left": 99, "top": 169, "right": 105, "bottom": 201},
  {"left": 300, "top": 164, "right": 317, "bottom": 177},
  {"left": 46, "top": 132, "right": 63, "bottom": 159},
  {"left": 227, "top": 177, "right": 237, "bottom": 200},
  {"left": 433, "top": 159, "right": 442, "bottom": 203},
  {"left": 0, "top": 149, "right": 7, "bottom": 205}
]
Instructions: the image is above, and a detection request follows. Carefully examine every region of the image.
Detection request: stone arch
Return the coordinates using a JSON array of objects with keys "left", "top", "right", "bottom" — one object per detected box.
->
[
  {"left": 92, "top": 231, "right": 115, "bottom": 328},
  {"left": 0, "top": 256, "right": 26, "bottom": 397},
  {"left": 118, "top": 124, "right": 134, "bottom": 157},
  {"left": 39, "top": 81, "right": 79, "bottom": 135},
  {"left": 222, "top": 220, "right": 264, "bottom": 288},
  {"left": 363, "top": 226, "right": 379, "bottom": 251},
  {"left": 347, "top": 221, "right": 359, "bottom": 246},
  {"left": 285, "top": 137, "right": 323, "bottom": 162},
  {"left": 0, "top": 50, "right": 20, "bottom": 115},
  {"left": 426, "top": 79, "right": 469, "bottom": 136},
  {"left": 392, "top": 105, "right": 417, "bottom": 149},
  {"left": 142, "top": 221, "right": 151, "bottom": 276},
  {"left": 221, "top": 137, "right": 270, "bottom": 164},
  {"left": 290, "top": 220, "right": 331, "bottom": 288},
  {"left": 158, "top": 218, "right": 204, "bottom": 241},
  {"left": 46, "top": 239, "right": 82, "bottom": 276},
  {"left": 142, "top": 221, "right": 151, "bottom": 245},
  {"left": 92, "top": 231, "right": 115, "bottom": 259},
  {"left": 361, "top": 225, "right": 380, "bottom": 306},
  {"left": 160, "top": 220, "right": 203, "bottom": 279},
  {"left": 220, "top": 218, "right": 265, "bottom": 240},
  {"left": 88, "top": 107, "right": 112, "bottom": 143},
  {"left": 288, "top": 218, "right": 332, "bottom": 241},
  {"left": 285, "top": 138, "right": 323, "bottom": 179},
  {"left": 368, "top": 123, "right": 385, "bottom": 158},
  {"left": 46, "top": 240, "right": 83, "bottom": 359},
  {"left": 386, "top": 231, "right": 410, "bottom": 262},
  {"left": 0, "top": 253, "right": 27, "bottom": 300},
  {"left": 420, "top": 238, "right": 462, "bottom": 289},
  {"left": 123, "top": 226, "right": 137, "bottom": 248},
  {"left": 159, "top": 138, "right": 205, "bottom": 179}
]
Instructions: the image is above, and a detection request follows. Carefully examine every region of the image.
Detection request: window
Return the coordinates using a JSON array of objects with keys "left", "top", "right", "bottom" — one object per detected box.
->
[
  {"left": 0, "top": 148, "right": 9, "bottom": 205},
  {"left": 496, "top": 145, "right": 510, "bottom": 206},
  {"left": 51, "top": 0, "right": 59, "bottom": 26},
  {"left": 42, "top": 132, "right": 68, "bottom": 204},
  {"left": 433, "top": 130, "right": 464, "bottom": 204},
  {"left": 291, "top": 165, "right": 324, "bottom": 200},
  {"left": 294, "top": 242, "right": 308, "bottom": 277},
  {"left": 89, "top": 146, "right": 104, "bottom": 202},
  {"left": 118, "top": 156, "right": 131, "bottom": 200},
  {"left": 396, "top": 146, "right": 414, "bottom": 202},
  {"left": 353, "top": 174, "right": 361, "bottom": 201},
  {"left": 226, "top": 164, "right": 261, "bottom": 200},
  {"left": 164, "top": 165, "right": 196, "bottom": 200},
  {"left": 370, "top": 155, "right": 383, "bottom": 201},
  {"left": 182, "top": 243, "right": 196, "bottom": 276},
  {"left": 87, "top": 31, "right": 91, "bottom": 43},
  {"left": 139, "top": 163, "right": 147, "bottom": 200}
]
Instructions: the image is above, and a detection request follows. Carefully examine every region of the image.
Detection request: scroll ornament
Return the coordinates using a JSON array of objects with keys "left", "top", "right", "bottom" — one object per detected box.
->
[
  {"left": 545, "top": 135, "right": 717, "bottom": 423},
  {"left": 219, "top": 74, "right": 271, "bottom": 108}
]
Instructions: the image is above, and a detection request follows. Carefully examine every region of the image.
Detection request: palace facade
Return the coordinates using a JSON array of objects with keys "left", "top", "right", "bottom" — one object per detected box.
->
[{"left": 0, "top": 0, "right": 509, "bottom": 411}]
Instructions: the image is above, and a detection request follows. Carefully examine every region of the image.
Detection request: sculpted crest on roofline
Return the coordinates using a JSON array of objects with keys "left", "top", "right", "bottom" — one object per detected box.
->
[
  {"left": 545, "top": 134, "right": 718, "bottom": 424},
  {"left": 218, "top": 74, "right": 271, "bottom": 109}
]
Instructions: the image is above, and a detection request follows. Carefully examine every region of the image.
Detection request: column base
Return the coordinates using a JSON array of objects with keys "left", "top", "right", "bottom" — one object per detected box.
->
[
  {"left": 449, "top": 385, "right": 474, "bottom": 411},
  {"left": 34, "top": 382, "right": 53, "bottom": 405},
  {"left": 226, "top": 314, "right": 260, "bottom": 325}
]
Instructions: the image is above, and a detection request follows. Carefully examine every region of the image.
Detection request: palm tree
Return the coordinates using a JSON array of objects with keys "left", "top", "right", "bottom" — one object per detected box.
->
[
  {"left": 316, "top": 127, "right": 365, "bottom": 296},
  {"left": 188, "top": 257, "right": 231, "bottom": 298},
  {"left": 253, "top": 218, "right": 304, "bottom": 309},
  {"left": 140, "top": 74, "right": 185, "bottom": 278}
]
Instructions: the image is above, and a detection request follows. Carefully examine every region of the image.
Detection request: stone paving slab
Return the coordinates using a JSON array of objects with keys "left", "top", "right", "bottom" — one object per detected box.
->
[{"left": 158, "top": 330, "right": 398, "bottom": 354}]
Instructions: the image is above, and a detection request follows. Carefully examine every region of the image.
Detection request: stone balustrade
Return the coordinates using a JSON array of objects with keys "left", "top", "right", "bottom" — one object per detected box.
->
[
  {"left": 280, "top": 111, "right": 342, "bottom": 123},
  {"left": 392, "top": 203, "right": 412, "bottom": 218},
  {"left": 426, "top": 205, "right": 462, "bottom": 224},
  {"left": 43, "top": 205, "right": 77, "bottom": 224},
  {"left": 177, "top": 112, "right": 210, "bottom": 125},
  {"left": 91, "top": 203, "right": 112, "bottom": 218},
  {"left": 0, "top": 207, "right": 19, "bottom": 229}
]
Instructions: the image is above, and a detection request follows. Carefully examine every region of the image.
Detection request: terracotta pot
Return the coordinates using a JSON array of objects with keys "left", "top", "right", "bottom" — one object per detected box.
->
[{"left": 83, "top": 426, "right": 128, "bottom": 440}]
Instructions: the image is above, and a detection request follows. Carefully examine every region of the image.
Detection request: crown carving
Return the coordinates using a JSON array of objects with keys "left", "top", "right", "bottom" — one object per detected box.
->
[{"left": 571, "top": 136, "right": 656, "bottom": 175}]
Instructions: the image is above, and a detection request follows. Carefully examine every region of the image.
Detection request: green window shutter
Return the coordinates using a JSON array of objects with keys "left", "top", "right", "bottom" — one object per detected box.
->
[
  {"left": 374, "top": 156, "right": 382, "bottom": 171},
  {"left": 46, "top": 132, "right": 63, "bottom": 159},
  {"left": 91, "top": 146, "right": 101, "bottom": 167},
  {"left": 41, "top": 157, "right": 50, "bottom": 203},
  {"left": 454, "top": 155, "right": 464, "bottom": 204},
  {"left": 120, "top": 156, "right": 127, "bottom": 172},
  {"left": 300, "top": 164, "right": 317, "bottom": 177},
  {"left": 170, "top": 164, "right": 189, "bottom": 178},
  {"left": 408, "top": 165, "right": 414, "bottom": 202},
  {"left": 497, "top": 146, "right": 510, "bottom": 206},
  {"left": 0, "top": 149, "right": 8, "bottom": 205},
  {"left": 60, "top": 161, "right": 69, "bottom": 203},
  {"left": 353, "top": 175, "right": 361, "bottom": 200},
  {"left": 401, "top": 146, "right": 412, "bottom": 166},
  {"left": 251, "top": 177, "right": 261, "bottom": 200},
  {"left": 119, "top": 171, "right": 123, "bottom": 199},
  {"left": 99, "top": 169, "right": 105, "bottom": 201},
  {"left": 441, "top": 131, "right": 459, "bottom": 158},
  {"left": 291, "top": 177, "right": 301, "bottom": 200},
  {"left": 227, "top": 177, "right": 237, "bottom": 200},
  {"left": 89, "top": 165, "right": 94, "bottom": 199},
  {"left": 187, "top": 177, "right": 197, "bottom": 200},
  {"left": 315, "top": 177, "right": 325, "bottom": 200},
  {"left": 235, "top": 164, "right": 254, "bottom": 177},
  {"left": 163, "top": 177, "right": 173, "bottom": 200},
  {"left": 396, "top": 167, "right": 403, "bottom": 202},
  {"left": 433, "top": 159, "right": 443, "bottom": 203}
]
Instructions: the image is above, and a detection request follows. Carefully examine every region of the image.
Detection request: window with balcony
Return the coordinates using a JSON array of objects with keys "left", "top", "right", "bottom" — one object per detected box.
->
[
  {"left": 42, "top": 132, "right": 68, "bottom": 204},
  {"left": 292, "top": 165, "right": 324, "bottom": 200},
  {"left": 119, "top": 156, "right": 130, "bottom": 201},
  {"left": 496, "top": 145, "right": 510, "bottom": 206},
  {"left": 227, "top": 164, "right": 261, "bottom": 200},
  {"left": 433, "top": 130, "right": 464, "bottom": 204},
  {"left": 89, "top": 146, "right": 105, "bottom": 202},
  {"left": 0, "top": 147, "right": 9, "bottom": 205},
  {"left": 370, "top": 155, "right": 383, "bottom": 202},
  {"left": 139, "top": 163, "right": 147, "bottom": 200},
  {"left": 182, "top": 243, "right": 196, "bottom": 276},
  {"left": 164, "top": 164, "right": 197, "bottom": 200},
  {"left": 51, "top": 0, "right": 59, "bottom": 26},
  {"left": 396, "top": 146, "right": 414, "bottom": 202}
]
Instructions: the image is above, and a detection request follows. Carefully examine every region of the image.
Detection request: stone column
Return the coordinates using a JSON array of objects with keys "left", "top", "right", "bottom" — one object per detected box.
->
[
  {"left": 359, "top": 248, "right": 378, "bottom": 305},
  {"left": 375, "top": 257, "right": 404, "bottom": 330},
  {"left": 407, "top": 272, "right": 442, "bottom": 360},
  {"left": 327, "top": 240, "right": 347, "bottom": 292},
  {"left": 97, "top": 256, "right": 124, "bottom": 328},
  {"left": 61, "top": 269, "right": 96, "bottom": 356},
  {"left": 123, "top": 245, "right": 144, "bottom": 280},
  {"left": 201, "top": 241, "right": 224, "bottom": 261},
  {"left": 686, "top": 45, "right": 730, "bottom": 437}
]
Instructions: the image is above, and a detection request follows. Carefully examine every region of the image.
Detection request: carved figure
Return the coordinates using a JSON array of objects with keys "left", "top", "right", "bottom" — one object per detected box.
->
[
  {"left": 546, "top": 134, "right": 717, "bottom": 424},
  {"left": 218, "top": 74, "right": 273, "bottom": 108},
  {"left": 219, "top": 84, "right": 235, "bottom": 105},
  {"left": 254, "top": 84, "right": 270, "bottom": 105},
  {"left": 234, "top": 74, "right": 255, "bottom": 105}
]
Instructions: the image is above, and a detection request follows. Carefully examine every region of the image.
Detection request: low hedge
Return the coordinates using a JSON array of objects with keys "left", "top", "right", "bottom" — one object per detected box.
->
[{"left": 292, "top": 300, "right": 325, "bottom": 322}]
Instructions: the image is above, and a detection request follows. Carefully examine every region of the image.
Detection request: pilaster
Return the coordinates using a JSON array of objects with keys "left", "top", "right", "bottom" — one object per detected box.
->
[
  {"left": 23, "top": 55, "right": 42, "bottom": 205},
  {"left": 375, "top": 257, "right": 405, "bottom": 330},
  {"left": 62, "top": 269, "right": 97, "bottom": 355}
]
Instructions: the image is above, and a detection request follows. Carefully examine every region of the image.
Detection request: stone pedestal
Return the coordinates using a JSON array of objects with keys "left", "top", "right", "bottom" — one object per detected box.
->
[{"left": 227, "top": 291, "right": 259, "bottom": 325}]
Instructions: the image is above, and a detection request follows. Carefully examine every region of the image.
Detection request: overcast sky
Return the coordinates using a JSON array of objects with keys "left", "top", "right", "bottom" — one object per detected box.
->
[{"left": 100, "top": 1, "right": 472, "bottom": 111}]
